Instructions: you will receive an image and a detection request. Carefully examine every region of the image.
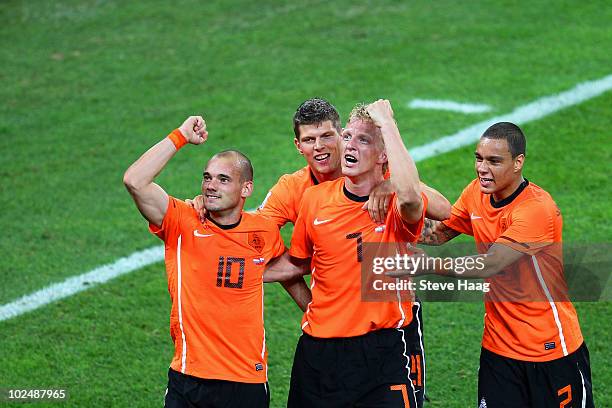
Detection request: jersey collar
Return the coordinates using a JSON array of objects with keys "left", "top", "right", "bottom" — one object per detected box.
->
[
  {"left": 490, "top": 178, "right": 529, "bottom": 208},
  {"left": 309, "top": 169, "right": 320, "bottom": 185},
  {"left": 206, "top": 214, "right": 242, "bottom": 230},
  {"left": 343, "top": 183, "right": 369, "bottom": 203}
]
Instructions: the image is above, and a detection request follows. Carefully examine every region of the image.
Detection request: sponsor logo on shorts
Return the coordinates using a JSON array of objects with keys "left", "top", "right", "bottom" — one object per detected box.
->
[
  {"left": 479, "top": 397, "right": 487, "bottom": 408},
  {"left": 544, "top": 341, "right": 556, "bottom": 350}
]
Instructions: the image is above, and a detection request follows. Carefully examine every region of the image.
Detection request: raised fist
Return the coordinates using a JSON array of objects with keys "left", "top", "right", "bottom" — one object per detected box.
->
[
  {"left": 366, "top": 99, "right": 395, "bottom": 128},
  {"left": 179, "top": 116, "right": 208, "bottom": 145}
]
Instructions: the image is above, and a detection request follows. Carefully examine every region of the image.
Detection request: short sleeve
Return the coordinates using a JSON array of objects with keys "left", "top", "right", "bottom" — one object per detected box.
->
[
  {"left": 389, "top": 192, "right": 428, "bottom": 241},
  {"left": 148, "top": 196, "right": 184, "bottom": 242},
  {"left": 265, "top": 227, "right": 287, "bottom": 260},
  {"left": 289, "top": 194, "right": 313, "bottom": 259},
  {"left": 257, "top": 175, "right": 295, "bottom": 227},
  {"left": 443, "top": 184, "right": 474, "bottom": 236},
  {"left": 496, "top": 200, "right": 555, "bottom": 255}
]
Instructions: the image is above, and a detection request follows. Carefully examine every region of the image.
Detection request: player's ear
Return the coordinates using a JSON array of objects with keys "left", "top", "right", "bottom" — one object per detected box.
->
[
  {"left": 513, "top": 154, "right": 525, "bottom": 173},
  {"left": 377, "top": 149, "right": 388, "bottom": 166},
  {"left": 294, "top": 138, "right": 304, "bottom": 156},
  {"left": 241, "top": 180, "right": 253, "bottom": 198}
]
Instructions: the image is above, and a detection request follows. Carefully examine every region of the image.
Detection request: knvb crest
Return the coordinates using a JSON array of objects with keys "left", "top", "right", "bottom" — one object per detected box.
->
[
  {"left": 248, "top": 232, "right": 265, "bottom": 252},
  {"left": 500, "top": 217, "right": 508, "bottom": 231}
]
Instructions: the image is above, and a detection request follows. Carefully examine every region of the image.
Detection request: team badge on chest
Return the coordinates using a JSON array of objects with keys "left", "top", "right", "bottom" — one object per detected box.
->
[{"left": 248, "top": 232, "right": 265, "bottom": 252}]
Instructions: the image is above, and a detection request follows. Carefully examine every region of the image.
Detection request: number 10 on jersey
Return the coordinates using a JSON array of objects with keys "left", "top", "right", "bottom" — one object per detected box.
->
[{"left": 216, "top": 256, "right": 245, "bottom": 289}]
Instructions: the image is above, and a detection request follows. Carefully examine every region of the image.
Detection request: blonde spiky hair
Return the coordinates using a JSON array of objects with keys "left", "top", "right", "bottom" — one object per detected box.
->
[{"left": 348, "top": 103, "right": 375, "bottom": 124}]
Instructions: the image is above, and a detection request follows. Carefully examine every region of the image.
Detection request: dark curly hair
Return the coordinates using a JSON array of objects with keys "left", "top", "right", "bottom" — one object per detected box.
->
[{"left": 292, "top": 98, "right": 341, "bottom": 139}]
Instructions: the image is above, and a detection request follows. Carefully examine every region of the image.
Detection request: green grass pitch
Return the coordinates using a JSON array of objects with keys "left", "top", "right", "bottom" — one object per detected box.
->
[{"left": 1, "top": 1, "right": 610, "bottom": 406}]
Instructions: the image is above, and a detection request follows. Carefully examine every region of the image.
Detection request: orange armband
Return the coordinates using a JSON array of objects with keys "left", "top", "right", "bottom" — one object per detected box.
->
[{"left": 167, "top": 129, "right": 187, "bottom": 150}]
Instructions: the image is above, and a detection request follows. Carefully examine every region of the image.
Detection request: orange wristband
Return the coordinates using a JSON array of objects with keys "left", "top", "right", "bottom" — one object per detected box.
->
[{"left": 167, "top": 129, "right": 187, "bottom": 150}]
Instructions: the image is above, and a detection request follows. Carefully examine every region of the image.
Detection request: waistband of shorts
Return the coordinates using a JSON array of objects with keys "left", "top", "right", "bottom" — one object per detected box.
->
[{"left": 302, "top": 325, "right": 411, "bottom": 342}]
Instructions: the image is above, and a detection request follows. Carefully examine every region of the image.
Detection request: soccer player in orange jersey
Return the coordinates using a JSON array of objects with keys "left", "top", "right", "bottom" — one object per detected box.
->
[
  {"left": 188, "top": 99, "right": 450, "bottom": 403},
  {"left": 266, "top": 99, "right": 430, "bottom": 407},
  {"left": 258, "top": 98, "right": 451, "bottom": 227},
  {"left": 123, "top": 116, "right": 287, "bottom": 408},
  {"left": 398, "top": 122, "right": 594, "bottom": 407}
]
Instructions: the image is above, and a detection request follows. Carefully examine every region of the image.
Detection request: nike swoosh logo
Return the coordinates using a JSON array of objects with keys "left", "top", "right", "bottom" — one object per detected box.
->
[
  {"left": 193, "top": 231, "right": 214, "bottom": 238},
  {"left": 470, "top": 213, "right": 482, "bottom": 220},
  {"left": 313, "top": 218, "right": 332, "bottom": 226}
]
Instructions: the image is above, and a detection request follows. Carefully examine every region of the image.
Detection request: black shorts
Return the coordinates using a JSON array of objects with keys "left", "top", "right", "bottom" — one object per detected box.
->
[
  {"left": 287, "top": 304, "right": 426, "bottom": 408},
  {"left": 165, "top": 368, "right": 270, "bottom": 408},
  {"left": 478, "top": 343, "right": 594, "bottom": 408}
]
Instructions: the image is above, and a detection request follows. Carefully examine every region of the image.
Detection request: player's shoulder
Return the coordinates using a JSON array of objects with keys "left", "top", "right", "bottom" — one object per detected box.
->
[
  {"left": 516, "top": 181, "right": 556, "bottom": 208},
  {"left": 512, "top": 181, "right": 561, "bottom": 218},
  {"left": 465, "top": 178, "right": 482, "bottom": 194},
  {"left": 302, "top": 177, "right": 343, "bottom": 200},
  {"left": 168, "top": 196, "right": 198, "bottom": 219},
  {"left": 276, "top": 165, "right": 312, "bottom": 187},
  {"left": 239, "top": 212, "right": 281, "bottom": 233}
]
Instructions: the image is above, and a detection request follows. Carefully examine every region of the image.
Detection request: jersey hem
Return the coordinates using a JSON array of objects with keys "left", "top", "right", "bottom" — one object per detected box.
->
[{"left": 481, "top": 339, "right": 583, "bottom": 362}]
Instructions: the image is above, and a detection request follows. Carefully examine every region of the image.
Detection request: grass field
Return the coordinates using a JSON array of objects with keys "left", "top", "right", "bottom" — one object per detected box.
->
[{"left": 1, "top": 0, "right": 610, "bottom": 406}]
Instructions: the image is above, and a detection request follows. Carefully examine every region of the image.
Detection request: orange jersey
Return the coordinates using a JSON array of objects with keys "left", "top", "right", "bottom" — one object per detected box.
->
[
  {"left": 257, "top": 165, "right": 318, "bottom": 227},
  {"left": 443, "top": 179, "right": 583, "bottom": 361},
  {"left": 290, "top": 178, "right": 427, "bottom": 338},
  {"left": 150, "top": 197, "right": 285, "bottom": 382},
  {"left": 257, "top": 165, "right": 391, "bottom": 227}
]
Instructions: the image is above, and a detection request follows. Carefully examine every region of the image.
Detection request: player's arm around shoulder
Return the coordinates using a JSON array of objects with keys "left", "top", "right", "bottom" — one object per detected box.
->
[
  {"left": 420, "top": 182, "right": 451, "bottom": 221},
  {"left": 256, "top": 174, "right": 295, "bottom": 228},
  {"left": 263, "top": 252, "right": 310, "bottom": 282},
  {"left": 418, "top": 219, "right": 460, "bottom": 246},
  {"left": 123, "top": 116, "right": 207, "bottom": 227}
]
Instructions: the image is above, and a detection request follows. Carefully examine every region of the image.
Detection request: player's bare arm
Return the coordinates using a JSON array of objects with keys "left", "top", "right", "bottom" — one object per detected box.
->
[
  {"left": 280, "top": 278, "right": 312, "bottom": 312},
  {"left": 123, "top": 116, "right": 208, "bottom": 227},
  {"left": 420, "top": 182, "right": 451, "bottom": 221},
  {"left": 263, "top": 252, "right": 310, "bottom": 282},
  {"left": 367, "top": 99, "right": 423, "bottom": 224},
  {"left": 419, "top": 219, "right": 460, "bottom": 245},
  {"left": 388, "top": 242, "right": 525, "bottom": 278},
  {"left": 363, "top": 179, "right": 450, "bottom": 224}
]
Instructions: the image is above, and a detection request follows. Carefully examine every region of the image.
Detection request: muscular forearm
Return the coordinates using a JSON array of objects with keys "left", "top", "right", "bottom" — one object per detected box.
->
[
  {"left": 123, "top": 137, "right": 178, "bottom": 192},
  {"left": 381, "top": 122, "right": 422, "bottom": 212},
  {"left": 281, "top": 277, "right": 312, "bottom": 312},
  {"left": 419, "top": 219, "right": 460, "bottom": 246},
  {"left": 434, "top": 243, "right": 524, "bottom": 278},
  {"left": 264, "top": 253, "right": 309, "bottom": 283},
  {"left": 420, "top": 182, "right": 451, "bottom": 221}
]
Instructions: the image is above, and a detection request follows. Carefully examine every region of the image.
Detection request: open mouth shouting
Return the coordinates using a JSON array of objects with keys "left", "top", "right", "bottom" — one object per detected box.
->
[
  {"left": 479, "top": 177, "right": 494, "bottom": 188},
  {"left": 344, "top": 154, "right": 358, "bottom": 167}
]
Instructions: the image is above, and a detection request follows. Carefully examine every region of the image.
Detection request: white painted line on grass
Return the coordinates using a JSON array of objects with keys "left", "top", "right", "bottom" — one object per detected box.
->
[
  {"left": 1, "top": 73, "right": 611, "bottom": 323},
  {"left": 0, "top": 246, "right": 164, "bottom": 322},
  {"left": 408, "top": 99, "right": 492, "bottom": 114},
  {"left": 410, "top": 74, "right": 612, "bottom": 162}
]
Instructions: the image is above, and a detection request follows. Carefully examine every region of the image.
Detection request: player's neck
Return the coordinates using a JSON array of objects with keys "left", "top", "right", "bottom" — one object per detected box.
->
[
  {"left": 311, "top": 167, "right": 343, "bottom": 184},
  {"left": 344, "top": 171, "right": 384, "bottom": 197},
  {"left": 208, "top": 206, "right": 243, "bottom": 226},
  {"left": 492, "top": 176, "right": 525, "bottom": 202}
]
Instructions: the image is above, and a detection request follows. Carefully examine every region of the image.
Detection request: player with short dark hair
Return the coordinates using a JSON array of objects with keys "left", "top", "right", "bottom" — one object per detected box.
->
[
  {"left": 267, "top": 99, "right": 430, "bottom": 407},
  {"left": 405, "top": 122, "right": 594, "bottom": 407},
  {"left": 123, "top": 116, "right": 287, "bottom": 408},
  {"left": 292, "top": 97, "right": 342, "bottom": 140}
]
